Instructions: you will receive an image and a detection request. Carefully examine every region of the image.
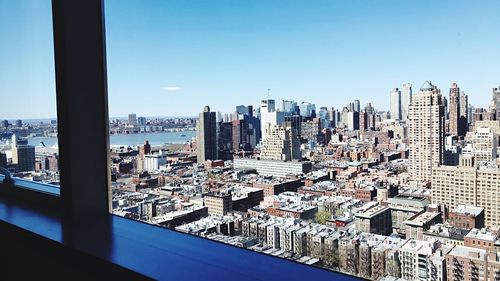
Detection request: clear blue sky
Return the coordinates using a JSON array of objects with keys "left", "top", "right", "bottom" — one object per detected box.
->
[{"left": 1, "top": 0, "right": 500, "bottom": 119}]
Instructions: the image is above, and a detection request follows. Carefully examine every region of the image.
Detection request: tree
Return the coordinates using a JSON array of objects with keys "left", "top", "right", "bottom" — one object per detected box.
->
[{"left": 315, "top": 211, "right": 331, "bottom": 224}]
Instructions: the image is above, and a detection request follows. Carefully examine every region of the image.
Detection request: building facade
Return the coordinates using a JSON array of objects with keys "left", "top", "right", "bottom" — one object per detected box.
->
[
  {"left": 432, "top": 157, "right": 500, "bottom": 227},
  {"left": 390, "top": 88, "right": 402, "bottom": 120},
  {"left": 128, "top": 113, "right": 137, "bottom": 126},
  {"left": 260, "top": 124, "right": 300, "bottom": 161},
  {"left": 408, "top": 81, "right": 445, "bottom": 182},
  {"left": 472, "top": 126, "right": 498, "bottom": 163},
  {"left": 204, "top": 193, "right": 232, "bottom": 216},
  {"left": 449, "top": 83, "right": 461, "bottom": 136},
  {"left": 401, "top": 83, "right": 412, "bottom": 122},
  {"left": 197, "top": 106, "right": 217, "bottom": 162}
]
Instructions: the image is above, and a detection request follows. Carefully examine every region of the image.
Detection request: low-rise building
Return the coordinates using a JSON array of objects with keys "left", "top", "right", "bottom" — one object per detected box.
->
[
  {"left": 404, "top": 211, "right": 442, "bottom": 240},
  {"left": 398, "top": 239, "right": 447, "bottom": 281},
  {"left": 449, "top": 204, "right": 485, "bottom": 229},
  {"left": 446, "top": 245, "right": 488, "bottom": 281},
  {"left": 252, "top": 178, "right": 302, "bottom": 197},
  {"left": 423, "top": 224, "right": 468, "bottom": 247},
  {"left": 266, "top": 205, "right": 318, "bottom": 220},
  {"left": 386, "top": 195, "right": 428, "bottom": 235},
  {"left": 231, "top": 186, "right": 264, "bottom": 212},
  {"left": 204, "top": 192, "right": 233, "bottom": 215},
  {"left": 464, "top": 228, "right": 498, "bottom": 251},
  {"left": 233, "top": 158, "right": 312, "bottom": 177},
  {"left": 354, "top": 205, "right": 392, "bottom": 235}
]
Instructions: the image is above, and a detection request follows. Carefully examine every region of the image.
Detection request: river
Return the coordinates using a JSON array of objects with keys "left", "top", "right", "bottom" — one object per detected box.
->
[{"left": 27, "top": 130, "right": 196, "bottom": 148}]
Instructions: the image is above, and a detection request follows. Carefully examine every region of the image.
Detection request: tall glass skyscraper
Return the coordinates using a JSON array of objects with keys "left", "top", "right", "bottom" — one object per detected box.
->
[{"left": 299, "top": 102, "right": 316, "bottom": 118}]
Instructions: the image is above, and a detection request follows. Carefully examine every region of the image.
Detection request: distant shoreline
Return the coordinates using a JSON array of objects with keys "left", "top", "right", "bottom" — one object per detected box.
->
[
  {"left": 2, "top": 116, "right": 198, "bottom": 123},
  {"left": 22, "top": 130, "right": 196, "bottom": 148}
]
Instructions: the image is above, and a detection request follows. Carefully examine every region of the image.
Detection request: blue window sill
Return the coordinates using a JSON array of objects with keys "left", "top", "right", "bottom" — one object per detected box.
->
[
  {"left": 0, "top": 178, "right": 359, "bottom": 280},
  {"left": 0, "top": 173, "right": 60, "bottom": 196}
]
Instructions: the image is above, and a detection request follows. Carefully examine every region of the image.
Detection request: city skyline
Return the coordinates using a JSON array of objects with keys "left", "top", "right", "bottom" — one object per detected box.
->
[
  {"left": 2, "top": 0, "right": 500, "bottom": 119},
  {"left": 4, "top": 1, "right": 500, "bottom": 280}
]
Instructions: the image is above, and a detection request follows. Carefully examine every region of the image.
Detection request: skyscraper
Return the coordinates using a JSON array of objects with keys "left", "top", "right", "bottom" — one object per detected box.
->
[
  {"left": 401, "top": 83, "right": 412, "bottom": 121},
  {"left": 347, "top": 102, "right": 355, "bottom": 112},
  {"left": 467, "top": 105, "right": 474, "bottom": 126},
  {"left": 139, "top": 140, "right": 151, "bottom": 159},
  {"left": 218, "top": 121, "right": 233, "bottom": 160},
  {"left": 284, "top": 115, "right": 302, "bottom": 137},
  {"left": 236, "top": 105, "right": 251, "bottom": 115},
  {"left": 492, "top": 86, "right": 500, "bottom": 120},
  {"left": 364, "top": 103, "right": 376, "bottom": 130},
  {"left": 459, "top": 91, "right": 469, "bottom": 136},
  {"left": 11, "top": 134, "right": 18, "bottom": 148},
  {"left": 11, "top": 134, "right": 35, "bottom": 172},
  {"left": 137, "top": 117, "right": 147, "bottom": 126},
  {"left": 128, "top": 113, "right": 137, "bottom": 126},
  {"left": 260, "top": 98, "right": 275, "bottom": 115},
  {"left": 471, "top": 126, "right": 497, "bottom": 163},
  {"left": 260, "top": 124, "right": 300, "bottom": 161},
  {"left": 281, "top": 100, "right": 297, "bottom": 116},
  {"left": 260, "top": 99, "right": 284, "bottom": 142},
  {"left": 408, "top": 81, "right": 445, "bottom": 182},
  {"left": 231, "top": 112, "right": 261, "bottom": 152},
  {"left": 216, "top": 112, "right": 223, "bottom": 123},
  {"left": 299, "top": 102, "right": 316, "bottom": 118},
  {"left": 353, "top": 100, "right": 360, "bottom": 113},
  {"left": 197, "top": 106, "right": 217, "bottom": 163},
  {"left": 359, "top": 111, "right": 367, "bottom": 131},
  {"left": 390, "top": 88, "right": 402, "bottom": 120},
  {"left": 346, "top": 111, "right": 360, "bottom": 131},
  {"left": 338, "top": 107, "right": 349, "bottom": 128},
  {"left": 318, "top": 107, "right": 329, "bottom": 129},
  {"left": 13, "top": 145, "right": 35, "bottom": 172},
  {"left": 448, "top": 83, "right": 460, "bottom": 136},
  {"left": 327, "top": 107, "right": 337, "bottom": 128},
  {"left": 443, "top": 95, "right": 448, "bottom": 119}
]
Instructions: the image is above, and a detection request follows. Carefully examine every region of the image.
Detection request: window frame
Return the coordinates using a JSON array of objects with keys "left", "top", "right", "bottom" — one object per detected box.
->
[
  {"left": 0, "top": 1, "right": 360, "bottom": 279},
  {"left": 51, "top": 0, "right": 111, "bottom": 219},
  {"left": 1, "top": 0, "right": 110, "bottom": 218}
]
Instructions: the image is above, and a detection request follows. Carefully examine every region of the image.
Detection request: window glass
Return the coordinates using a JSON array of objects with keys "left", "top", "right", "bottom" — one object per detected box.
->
[{"left": 104, "top": 0, "right": 500, "bottom": 279}]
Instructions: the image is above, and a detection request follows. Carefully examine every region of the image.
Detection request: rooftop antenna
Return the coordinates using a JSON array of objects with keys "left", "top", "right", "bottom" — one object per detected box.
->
[{"left": 267, "top": 88, "right": 271, "bottom": 99}]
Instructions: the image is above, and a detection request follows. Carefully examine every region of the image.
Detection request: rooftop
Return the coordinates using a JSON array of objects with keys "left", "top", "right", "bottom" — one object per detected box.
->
[
  {"left": 405, "top": 212, "right": 441, "bottom": 226},
  {"left": 453, "top": 204, "right": 484, "bottom": 216},
  {"left": 278, "top": 204, "right": 317, "bottom": 213},
  {"left": 466, "top": 228, "right": 498, "bottom": 242},
  {"left": 400, "top": 239, "right": 439, "bottom": 255},
  {"left": 448, "top": 245, "right": 487, "bottom": 260},
  {"left": 388, "top": 194, "right": 429, "bottom": 208},
  {"left": 424, "top": 224, "right": 469, "bottom": 240},
  {"left": 355, "top": 205, "right": 389, "bottom": 219},
  {"left": 420, "top": 80, "right": 435, "bottom": 91}
]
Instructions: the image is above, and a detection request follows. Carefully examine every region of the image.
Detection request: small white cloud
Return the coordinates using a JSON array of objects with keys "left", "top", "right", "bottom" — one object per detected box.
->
[{"left": 162, "top": 86, "right": 182, "bottom": 91}]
